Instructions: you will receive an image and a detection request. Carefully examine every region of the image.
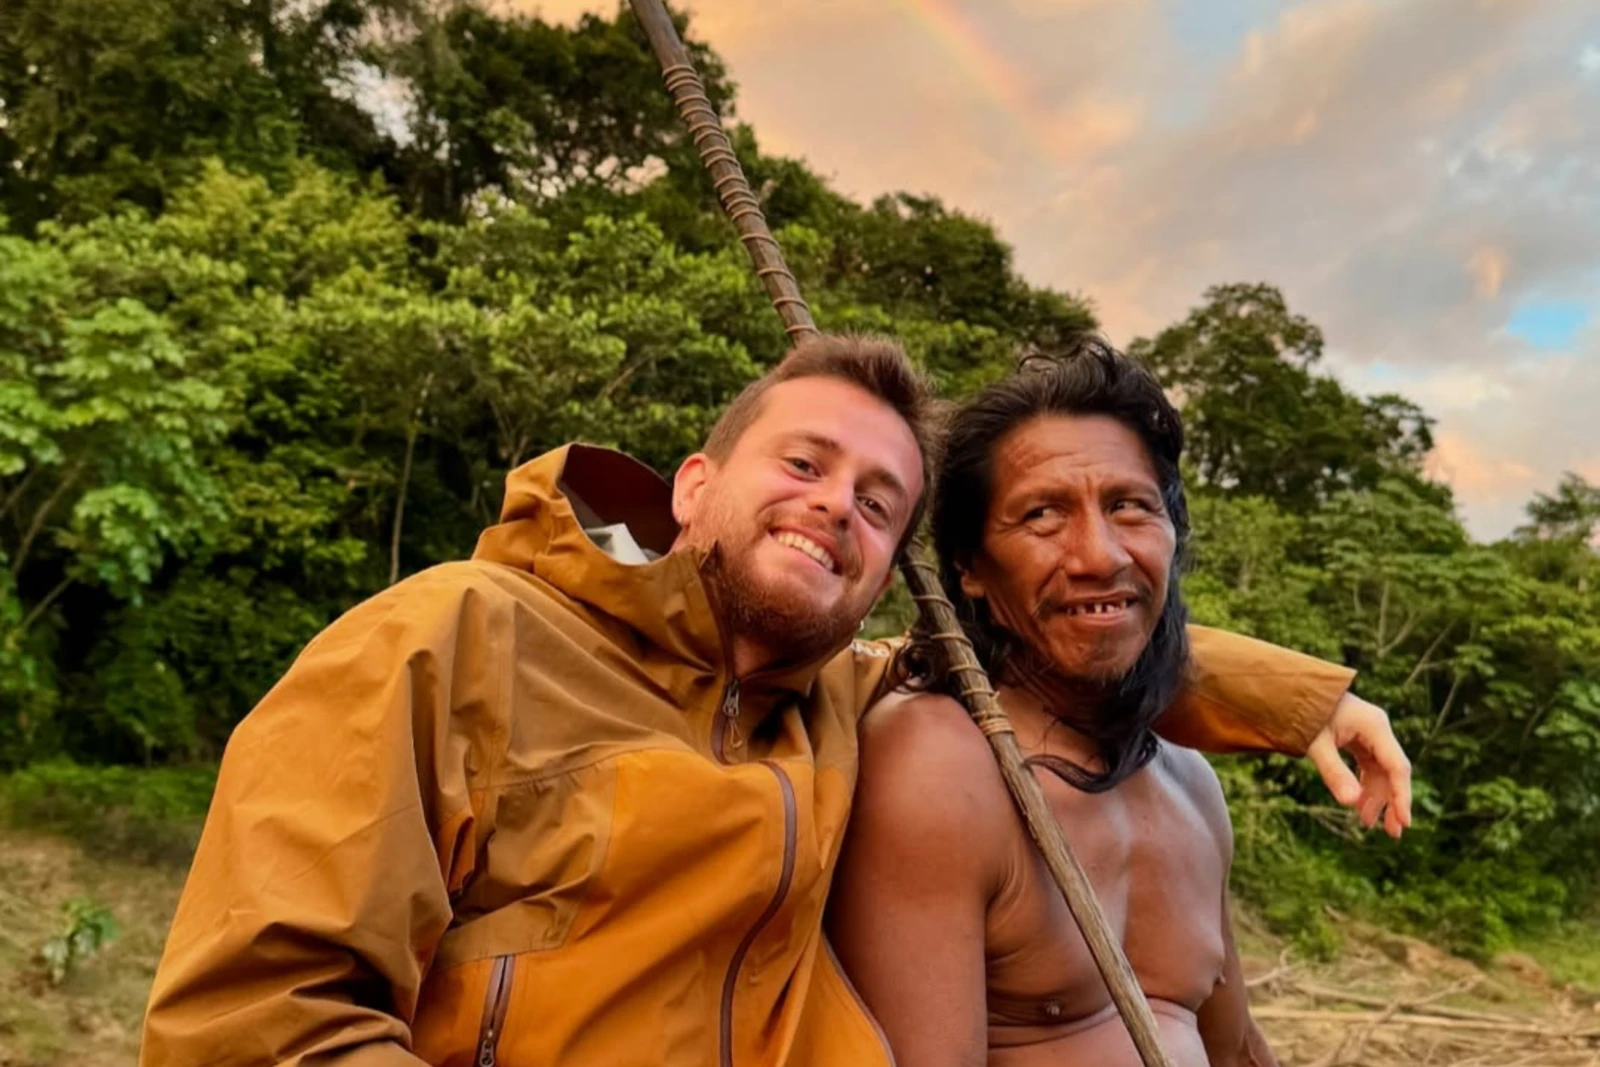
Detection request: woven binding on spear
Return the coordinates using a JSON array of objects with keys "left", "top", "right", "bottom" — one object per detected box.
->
[{"left": 626, "top": 4, "right": 1177, "bottom": 1066}]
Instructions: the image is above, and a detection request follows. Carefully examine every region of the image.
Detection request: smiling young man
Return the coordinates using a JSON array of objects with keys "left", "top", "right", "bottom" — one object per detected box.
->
[
  {"left": 827, "top": 341, "right": 1380, "bottom": 1067},
  {"left": 142, "top": 335, "right": 1406, "bottom": 1067}
]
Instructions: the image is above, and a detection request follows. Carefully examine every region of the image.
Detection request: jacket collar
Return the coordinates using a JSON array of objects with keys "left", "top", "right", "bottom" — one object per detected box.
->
[{"left": 473, "top": 445, "right": 844, "bottom": 705}]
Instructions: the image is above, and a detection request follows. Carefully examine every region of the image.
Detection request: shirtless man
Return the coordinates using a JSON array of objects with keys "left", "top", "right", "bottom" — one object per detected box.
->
[{"left": 828, "top": 340, "right": 1327, "bottom": 1066}]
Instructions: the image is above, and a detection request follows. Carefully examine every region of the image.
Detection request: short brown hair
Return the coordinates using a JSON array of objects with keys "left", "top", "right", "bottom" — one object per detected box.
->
[{"left": 704, "top": 333, "right": 941, "bottom": 555}]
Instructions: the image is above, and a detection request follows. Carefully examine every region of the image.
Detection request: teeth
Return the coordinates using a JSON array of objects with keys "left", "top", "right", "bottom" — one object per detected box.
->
[
  {"left": 1065, "top": 599, "right": 1136, "bottom": 616},
  {"left": 774, "top": 531, "right": 837, "bottom": 573}
]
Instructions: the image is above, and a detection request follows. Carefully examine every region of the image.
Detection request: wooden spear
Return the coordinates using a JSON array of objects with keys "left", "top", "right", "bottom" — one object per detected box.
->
[{"left": 625, "top": 4, "right": 1176, "bottom": 1066}]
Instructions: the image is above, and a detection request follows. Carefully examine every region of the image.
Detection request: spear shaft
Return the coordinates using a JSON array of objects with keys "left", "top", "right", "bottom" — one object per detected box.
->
[{"left": 626, "top": 5, "right": 1175, "bottom": 1066}]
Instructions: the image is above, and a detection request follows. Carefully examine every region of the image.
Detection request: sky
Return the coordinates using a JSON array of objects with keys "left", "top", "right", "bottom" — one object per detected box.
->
[{"left": 520, "top": 0, "right": 1600, "bottom": 540}]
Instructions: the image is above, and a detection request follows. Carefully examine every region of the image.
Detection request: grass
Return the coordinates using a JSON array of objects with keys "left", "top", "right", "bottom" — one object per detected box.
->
[
  {"left": 0, "top": 831, "right": 187, "bottom": 1067},
  {"left": 1516, "top": 919, "right": 1600, "bottom": 995}
]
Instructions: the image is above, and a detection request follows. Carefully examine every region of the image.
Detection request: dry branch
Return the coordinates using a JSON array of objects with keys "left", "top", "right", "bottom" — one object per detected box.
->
[
  {"left": 1291, "top": 978, "right": 1519, "bottom": 1024},
  {"left": 1253, "top": 1007, "right": 1598, "bottom": 1041}
]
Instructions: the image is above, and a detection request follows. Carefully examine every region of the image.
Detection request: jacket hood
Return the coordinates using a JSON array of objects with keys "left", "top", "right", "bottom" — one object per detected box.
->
[{"left": 473, "top": 444, "right": 841, "bottom": 700}]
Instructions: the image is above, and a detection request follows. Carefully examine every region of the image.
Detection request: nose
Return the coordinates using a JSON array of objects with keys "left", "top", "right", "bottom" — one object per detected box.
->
[
  {"left": 1060, "top": 510, "right": 1132, "bottom": 581},
  {"left": 805, "top": 472, "right": 855, "bottom": 527}
]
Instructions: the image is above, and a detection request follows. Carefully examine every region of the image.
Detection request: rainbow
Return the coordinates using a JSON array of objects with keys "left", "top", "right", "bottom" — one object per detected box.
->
[{"left": 886, "top": 0, "right": 1059, "bottom": 157}]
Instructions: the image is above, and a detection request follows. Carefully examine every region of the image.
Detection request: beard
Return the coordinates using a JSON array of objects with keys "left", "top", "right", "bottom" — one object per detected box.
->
[
  {"left": 994, "top": 579, "right": 1186, "bottom": 725},
  {"left": 1027, "top": 573, "right": 1160, "bottom": 682},
  {"left": 704, "top": 539, "right": 864, "bottom": 668},
  {"left": 688, "top": 486, "right": 869, "bottom": 667}
]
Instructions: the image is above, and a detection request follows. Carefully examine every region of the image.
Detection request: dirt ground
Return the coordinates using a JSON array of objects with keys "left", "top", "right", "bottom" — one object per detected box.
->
[
  {"left": 1238, "top": 908, "right": 1600, "bottom": 1067},
  {"left": 1, "top": 827, "right": 1594, "bottom": 1066},
  {"left": 0, "top": 833, "right": 187, "bottom": 1067}
]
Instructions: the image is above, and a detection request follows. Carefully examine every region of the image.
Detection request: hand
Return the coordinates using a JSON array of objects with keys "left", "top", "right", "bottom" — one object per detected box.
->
[{"left": 1305, "top": 692, "right": 1412, "bottom": 839}]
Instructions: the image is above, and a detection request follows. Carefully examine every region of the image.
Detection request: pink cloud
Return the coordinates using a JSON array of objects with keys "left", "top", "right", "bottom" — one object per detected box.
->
[{"left": 1426, "top": 429, "right": 1537, "bottom": 499}]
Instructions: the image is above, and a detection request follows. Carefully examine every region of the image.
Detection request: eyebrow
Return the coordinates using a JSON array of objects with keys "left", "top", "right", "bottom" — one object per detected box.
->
[
  {"left": 1103, "top": 476, "right": 1162, "bottom": 498},
  {"left": 786, "top": 431, "right": 911, "bottom": 503},
  {"left": 1010, "top": 474, "right": 1162, "bottom": 508}
]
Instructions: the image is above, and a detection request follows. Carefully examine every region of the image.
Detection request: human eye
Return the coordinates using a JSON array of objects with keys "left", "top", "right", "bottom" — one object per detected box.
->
[
  {"left": 857, "top": 494, "right": 890, "bottom": 525},
  {"left": 1110, "top": 495, "right": 1161, "bottom": 518},
  {"left": 785, "top": 456, "right": 820, "bottom": 477}
]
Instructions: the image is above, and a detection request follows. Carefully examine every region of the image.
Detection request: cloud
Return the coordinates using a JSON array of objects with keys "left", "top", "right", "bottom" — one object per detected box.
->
[
  {"left": 1426, "top": 429, "right": 1536, "bottom": 499},
  {"left": 1042, "top": 96, "right": 1148, "bottom": 162},
  {"left": 1467, "top": 246, "right": 1508, "bottom": 299}
]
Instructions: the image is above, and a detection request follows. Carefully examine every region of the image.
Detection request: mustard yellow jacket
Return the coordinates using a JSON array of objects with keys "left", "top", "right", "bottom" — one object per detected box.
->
[{"left": 141, "top": 445, "right": 1352, "bottom": 1067}]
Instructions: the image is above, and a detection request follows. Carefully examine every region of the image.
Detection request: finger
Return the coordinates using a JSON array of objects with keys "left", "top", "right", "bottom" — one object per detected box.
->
[
  {"left": 1391, "top": 754, "right": 1413, "bottom": 831},
  {"left": 1352, "top": 751, "right": 1392, "bottom": 825},
  {"left": 1383, "top": 799, "right": 1406, "bottom": 839},
  {"left": 1358, "top": 788, "right": 1384, "bottom": 830},
  {"left": 1307, "top": 733, "right": 1362, "bottom": 808},
  {"left": 1381, "top": 762, "right": 1412, "bottom": 836},
  {"left": 1363, "top": 725, "right": 1414, "bottom": 831}
]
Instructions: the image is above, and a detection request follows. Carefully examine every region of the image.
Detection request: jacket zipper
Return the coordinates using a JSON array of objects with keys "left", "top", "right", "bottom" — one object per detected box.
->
[
  {"left": 712, "top": 678, "right": 741, "bottom": 762},
  {"left": 700, "top": 557, "right": 742, "bottom": 765},
  {"left": 719, "top": 761, "right": 798, "bottom": 1067},
  {"left": 475, "top": 955, "right": 514, "bottom": 1067}
]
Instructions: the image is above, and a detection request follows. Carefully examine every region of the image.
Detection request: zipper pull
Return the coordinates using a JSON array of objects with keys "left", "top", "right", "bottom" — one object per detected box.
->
[
  {"left": 722, "top": 680, "right": 744, "bottom": 751},
  {"left": 479, "top": 1029, "right": 497, "bottom": 1067}
]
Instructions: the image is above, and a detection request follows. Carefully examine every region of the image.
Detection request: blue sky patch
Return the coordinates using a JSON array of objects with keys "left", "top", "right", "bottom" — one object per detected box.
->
[
  {"left": 1166, "top": 0, "right": 1268, "bottom": 56},
  {"left": 1505, "top": 300, "right": 1590, "bottom": 350}
]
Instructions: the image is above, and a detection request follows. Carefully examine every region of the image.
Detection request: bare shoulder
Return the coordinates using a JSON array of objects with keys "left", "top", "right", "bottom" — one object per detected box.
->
[
  {"left": 853, "top": 689, "right": 1016, "bottom": 859},
  {"left": 1154, "top": 741, "right": 1233, "bottom": 846},
  {"left": 860, "top": 690, "right": 1009, "bottom": 791}
]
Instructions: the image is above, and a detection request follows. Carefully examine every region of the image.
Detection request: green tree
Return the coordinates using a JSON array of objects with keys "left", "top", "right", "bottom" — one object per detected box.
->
[
  {"left": 1185, "top": 470, "right": 1600, "bottom": 953},
  {"left": 0, "top": 221, "right": 225, "bottom": 762},
  {"left": 1131, "top": 283, "right": 1434, "bottom": 511},
  {"left": 26, "top": 162, "right": 427, "bottom": 762},
  {"left": 391, "top": 3, "right": 733, "bottom": 222},
  {"left": 0, "top": 0, "right": 416, "bottom": 230}
]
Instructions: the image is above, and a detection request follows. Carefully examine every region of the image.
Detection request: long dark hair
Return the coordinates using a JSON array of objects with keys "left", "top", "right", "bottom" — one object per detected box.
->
[{"left": 912, "top": 336, "right": 1191, "bottom": 793}]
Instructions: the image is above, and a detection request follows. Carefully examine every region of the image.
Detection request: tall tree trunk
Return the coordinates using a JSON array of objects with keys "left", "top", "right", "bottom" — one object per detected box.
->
[
  {"left": 0, "top": 467, "right": 41, "bottom": 526},
  {"left": 18, "top": 575, "right": 73, "bottom": 635},
  {"left": 11, "top": 459, "right": 86, "bottom": 578},
  {"left": 389, "top": 425, "right": 418, "bottom": 588},
  {"left": 388, "top": 375, "right": 434, "bottom": 587}
]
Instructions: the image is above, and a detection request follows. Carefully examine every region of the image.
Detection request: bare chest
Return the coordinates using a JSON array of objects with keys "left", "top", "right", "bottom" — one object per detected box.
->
[{"left": 983, "top": 762, "right": 1229, "bottom": 1031}]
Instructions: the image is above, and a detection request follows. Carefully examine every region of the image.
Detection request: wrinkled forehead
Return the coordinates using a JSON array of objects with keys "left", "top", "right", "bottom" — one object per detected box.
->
[{"left": 989, "top": 413, "right": 1161, "bottom": 499}]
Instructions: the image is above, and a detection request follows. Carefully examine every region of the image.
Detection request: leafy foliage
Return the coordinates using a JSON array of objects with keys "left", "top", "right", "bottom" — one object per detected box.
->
[
  {"left": 0, "top": 760, "right": 215, "bottom": 861},
  {"left": 36, "top": 898, "right": 119, "bottom": 986},
  {"left": 1131, "top": 283, "right": 1435, "bottom": 510}
]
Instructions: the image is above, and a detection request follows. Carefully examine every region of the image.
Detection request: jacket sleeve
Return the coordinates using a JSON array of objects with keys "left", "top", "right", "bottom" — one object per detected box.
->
[
  {"left": 140, "top": 565, "right": 507, "bottom": 1067},
  {"left": 1155, "top": 624, "right": 1355, "bottom": 756}
]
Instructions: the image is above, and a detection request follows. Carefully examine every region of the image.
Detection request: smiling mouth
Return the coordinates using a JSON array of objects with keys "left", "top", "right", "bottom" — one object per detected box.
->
[
  {"left": 1059, "top": 598, "right": 1138, "bottom": 617},
  {"left": 773, "top": 530, "right": 839, "bottom": 574}
]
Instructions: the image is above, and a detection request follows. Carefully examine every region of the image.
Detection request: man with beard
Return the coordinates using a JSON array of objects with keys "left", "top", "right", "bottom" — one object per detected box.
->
[
  {"left": 142, "top": 335, "right": 1405, "bottom": 1067},
  {"left": 828, "top": 341, "right": 1373, "bottom": 1067}
]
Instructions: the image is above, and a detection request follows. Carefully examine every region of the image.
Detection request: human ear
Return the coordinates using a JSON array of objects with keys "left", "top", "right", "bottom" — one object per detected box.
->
[
  {"left": 958, "top": 565, "right": 986, "bottom": 601},
  {"left": 672, "top": 453, "right": 714, "bottom": 528}
]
